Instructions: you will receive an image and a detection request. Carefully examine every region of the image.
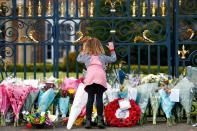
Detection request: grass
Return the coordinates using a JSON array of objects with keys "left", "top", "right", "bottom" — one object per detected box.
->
[
  {"left": 3, "top": 65, "right": 185, "bottom": 80},
  {"left": 6, "top": 72, "right": 83, "bottom": 79}
]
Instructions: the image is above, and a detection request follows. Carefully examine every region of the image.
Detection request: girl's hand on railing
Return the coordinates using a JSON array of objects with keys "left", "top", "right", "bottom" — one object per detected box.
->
[{"left": 107, "top": 42, "right": 114, "bottom": 50}]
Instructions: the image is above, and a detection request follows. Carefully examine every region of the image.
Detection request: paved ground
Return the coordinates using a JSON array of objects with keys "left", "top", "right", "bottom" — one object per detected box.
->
[{"left": 0, "top": 123, "right": 196, "bottom": 131}]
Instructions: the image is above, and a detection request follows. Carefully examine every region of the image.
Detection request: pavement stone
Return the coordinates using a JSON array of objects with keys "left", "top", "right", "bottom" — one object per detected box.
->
[{"left": 0, "top": 123, "right": 196, "bottom": 131}]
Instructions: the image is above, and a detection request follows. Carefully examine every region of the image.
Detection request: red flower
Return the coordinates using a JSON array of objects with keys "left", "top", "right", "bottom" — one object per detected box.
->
[
  {"left": 63, "top": 117, "right": 69, "bottom": 124},
  {"left": 35, "top": 118, "right": 40, "bottom": 124},
  {"left": 26, "top": 123, "right": 32, "bottom": 128}
]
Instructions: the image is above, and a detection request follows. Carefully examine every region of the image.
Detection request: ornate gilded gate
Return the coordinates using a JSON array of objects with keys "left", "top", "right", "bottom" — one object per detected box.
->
[
  {"left": 174, "top": 0, "right": 197, "bottom": 77},
  {"left": 0, "top": 0, "right": 196, "bottom": 80}
]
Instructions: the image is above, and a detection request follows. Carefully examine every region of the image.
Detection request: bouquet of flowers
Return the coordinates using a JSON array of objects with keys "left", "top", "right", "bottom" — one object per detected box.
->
[
  {"left": 0, "top": 84, "right": 10, "bottom": 126},
  {"left": 23, "top": 111, "right": 55, "bottom": 128},
  {"left": 67, "top": 83, "right": 88, "bottom": 130},
  {"left": 6, "top": 83, "right": 31, "bottom": 126},
  {"left": 58, "top": 88, "right": 70, "bottom": 118}
]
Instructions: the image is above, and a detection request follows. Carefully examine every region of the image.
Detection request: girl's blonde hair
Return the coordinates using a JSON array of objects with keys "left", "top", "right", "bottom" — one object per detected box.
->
[{"left": 83, "top": 38, "right": 105, "bottom": 55}]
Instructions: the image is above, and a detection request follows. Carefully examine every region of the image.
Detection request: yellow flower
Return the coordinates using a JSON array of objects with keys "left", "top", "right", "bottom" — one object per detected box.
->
[
  {"left": 169, "top": 79, "right": 173, "bottom": 84},
  {"left": 68, "top": 89, "right": 75, "bottom": 95},
  {"left": 93, "top": 105, "right": 97, "bottom": 113}
]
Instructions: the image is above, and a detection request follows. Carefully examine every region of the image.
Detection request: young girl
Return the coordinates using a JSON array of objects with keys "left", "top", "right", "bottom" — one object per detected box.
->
[{"left": 77, "top": 38, "right": 116, "bottom": 129}]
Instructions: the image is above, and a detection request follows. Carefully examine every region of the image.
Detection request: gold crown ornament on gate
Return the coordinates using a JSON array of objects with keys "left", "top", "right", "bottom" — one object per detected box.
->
[{"left": 105, "top": 0, "right": 124, "bottom": 13}]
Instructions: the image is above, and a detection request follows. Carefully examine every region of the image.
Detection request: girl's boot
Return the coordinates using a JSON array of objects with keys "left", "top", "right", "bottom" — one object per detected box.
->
[
  {"left": 97, "top": 116, "right": 105, "bottom": 129},
  {"left": 85, "top": 119, "right": 92, "bottom": 129}
]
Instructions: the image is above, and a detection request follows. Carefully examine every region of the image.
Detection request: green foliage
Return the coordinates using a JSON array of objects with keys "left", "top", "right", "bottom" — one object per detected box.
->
[{"left": 63, "top": 52, "right": 83, "bottom": 72}]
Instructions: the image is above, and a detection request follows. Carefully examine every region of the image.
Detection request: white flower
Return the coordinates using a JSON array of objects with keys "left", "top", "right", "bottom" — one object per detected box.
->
[
  {"left": 27, "top": 118, "right": 30, "bottom": 122},
  {"left": 41, "top": 112, "right": 45, "bottom": 116},
  {"left": 22, "top": 111, "right": 29, "bottom": 115},
  {"left": 48, "top": 115, "right": 57, "bottom": 122},
  {"left": 47, "top": 111, "right": 51, "bottom": 115},
  {"left": 22, "top": 111, "right": 26, "bottom": 114}
]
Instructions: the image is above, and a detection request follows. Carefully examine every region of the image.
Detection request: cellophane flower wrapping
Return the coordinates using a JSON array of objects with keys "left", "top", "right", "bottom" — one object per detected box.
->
[
  {"left": 136, "top": 83, "right": 152, "bottom": 113},
  {"left": 159, "top": 89, "right": 175, "bottom": 118},
  {"left": 22, "top": 87, "right": 39, "bottom": 113},
  {"left": 6, "top": 83, "right": 31, "bottom": 126},
  {"left": 38, "top": 88, "right": 55, "bottom": 112},
  {"left": 174, "top": 77, "right": 195, "bottom": 113},
  {"left": 59, "top": 96, "right": 70, "bottom": 118},
  {"left": 67, "top": 83, "right": 87, "bottom": 130},
  {"left": 61, "top": 77, "right": 81, "bottom": 93},
  {"left": 150, "top": 92, "right": 160, "bottom": 124},
  {"left": 0, "top": 84, "right": 10, "bottom": 126},
  {"left": 187, "top": 66, "right": 197, "bottom": 86},
  {"left": 105, "top": 87, "right": 119, "bottom": 103},
  {"left": 137, "top": 83, "right": 159, "bottom": 113},
  {"left": 74, "top": 106, "right": 86, "bottom": 126},
  {"left": 125, "top": 75, "right": 141, "bottom": 101}
]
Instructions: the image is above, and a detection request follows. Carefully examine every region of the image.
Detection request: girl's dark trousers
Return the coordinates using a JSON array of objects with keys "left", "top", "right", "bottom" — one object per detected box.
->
[{"left": 85, "top": 83, "right": 106, "bottom": 120}]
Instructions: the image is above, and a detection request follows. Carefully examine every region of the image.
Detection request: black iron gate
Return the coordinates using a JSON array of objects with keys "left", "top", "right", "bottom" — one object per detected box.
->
[{"left": 0, "top": 0, "right": 196, "bottom": 80}]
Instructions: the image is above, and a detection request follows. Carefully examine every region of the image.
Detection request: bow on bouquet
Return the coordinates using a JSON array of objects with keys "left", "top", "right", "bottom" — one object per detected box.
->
[{"left": 23, "top": 111, "right": 55, "bottom": 128}]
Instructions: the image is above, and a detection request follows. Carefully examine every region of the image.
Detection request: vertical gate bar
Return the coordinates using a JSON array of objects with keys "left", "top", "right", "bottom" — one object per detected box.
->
[
  {"left": 12, "top": 0, "right": 17, "bottom": 77},
  {"left": 52, "top": 43, "right": 56, "bottom": 77},
  {"left": 128, "top": 45, "right": 131, "bottom": 73},
  {"left": 174, "top": 0, "right": 179, "bottom": 77},
  {"left": 138, "top": 45, "right": 141, "bottom": 74},
  {"left": 52, "top": 0, "right": 58, "bottom": 78},
  {"left": 75, "top": 45, "right": 79, "bottom": 78},
  {"left": 157, "top": 45, "right": 160, "bottom": 73},
  {"left": 85, "top": 0, "right": 88, "bottom": 17},
  {"left": 53, "top": 0, "right": 56, "bottom": 19},
  {"left": 56, "top": 48, "right": 59, "bottom": 78},
  {"left": 12, "top": 0, "right": 17, "bottom": 17},
  {"left": 33, "top": 45, "right": 36, "bottom": 79},
  {"left": 42, "top": 0, "right": 46, "bottom": 17},
  {"left": 66, "top": 45, "right": 69, "bottom": 77},
  {"left": 147, "top": 0, "right": 151, "bottom": 18},
  {"left": 24, "top": 45, "right": 26, "bottom": 79},
  {"left": 57, "top": 1, "right": 60, "bottom": 78},
  {"left": 127, "top": 0, "right": 131, "bottom": 17},
  {"left": 13, "top": 45, "right": 17, "bottom": 77},
  {"left": 66, "top": 0, "right": 69, "bottom": 17},
  {"left": 137, "top": 0, "right": 141, "bottom": 18},
  {"left": 55, "top": 0, "right": 59, "bottom": 78},
  {"left": 43, "top": 45, "right": 46, "bottom": 78},
  {"left": 24, "top": 0, "right": 26, "bottom": 17},
  {"left": 167, "top": 0, "right": 171, "bottom": 76},
  {"left": 33, "top": 0, "right": 37, "bottom": 18},
  {"left": 76, "top": 0, "right": 79, "bottom": 17},
  {"left": 52, "top": 1, "right": 56, "bottom": 77},
  {"left": 148, "top": 45, "right": 151, "bottom": 74},
  {"left": 52, "top": 44, "right": 55, "bottom": 78},
  {"left": 157, "top": 0, "right": 160, "bottom": 16},
  {"left": 95, "top": 0, "right": 99, "bottom": 17},
  {"left": 182, "top": 60, "right": 185, "bottom": 67}
]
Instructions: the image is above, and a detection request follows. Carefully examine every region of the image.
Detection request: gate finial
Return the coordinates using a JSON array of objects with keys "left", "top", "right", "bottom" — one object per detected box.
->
[{"left": 178, "top": 45, "right": 189, "bottom": 59}]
